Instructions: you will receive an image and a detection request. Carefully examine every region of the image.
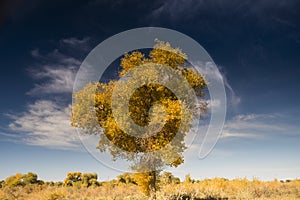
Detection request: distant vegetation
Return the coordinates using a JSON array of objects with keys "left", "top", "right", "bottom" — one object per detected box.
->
[{"left": 0, "top": 171, "right": 300, "bottom": 200}]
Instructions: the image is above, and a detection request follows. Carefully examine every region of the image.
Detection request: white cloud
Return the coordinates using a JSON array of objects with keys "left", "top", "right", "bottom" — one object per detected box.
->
[
  {"left": 149, "top": 0, "right": 204, "bottom": 21},
  {"left": 148, "top": 0, "right": 297, "bottom": 22},
  {"left": 182, "top": 112, "right": 297, "bottom": 160},
  {"left": 0, "top": 131, "right": 22, "bottom": 143},
  {"left": 8, "top": 100, "right": 80, "bottom": 149},
  {"left": 221, "top": 131, "right": 261, "bottom": 139},
  {"left": 30, "top": 49, "right": 81, "bottom": 65},
  {"left": 61, "top": 37, "right": 90, "bottom": 46},
  {"left": 27, "top": 65, "right": 77, "bottom": 95},
  {"left": 27, "top": 36, "right": 93, "bottom": 96},
  {"left": 232, "top": 113, "right": 276, "bottom": 121},
  {"left": 194, "top": 61, "right": 241, "bottom": 108},
  {"left": 27, "top": 48, "right": 81, "bottom": 95},
  {"left": 220, "top": 113, "right": 293, "bottom": 140},
  {"left": 207, "top": 99, "right": 221, "bottom": 109},
  {"left": 60, "top": 37, "right": 92, "bottom": 53},
  {"left": 2, "top": 37, "right": 95, "bottom": 150},
  {"left": 222, "top": 74, "right": 241, "bottom": 107},
  {"left": 225, "top": 113, "right": 282, "bottom": 132}
]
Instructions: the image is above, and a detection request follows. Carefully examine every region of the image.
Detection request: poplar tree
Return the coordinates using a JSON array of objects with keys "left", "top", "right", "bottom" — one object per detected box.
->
[{"left": 72, "top": 40, "right": 207, "bottom": 197}]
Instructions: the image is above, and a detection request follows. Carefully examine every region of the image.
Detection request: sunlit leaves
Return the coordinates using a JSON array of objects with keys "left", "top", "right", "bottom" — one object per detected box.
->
[
  {"left": 64, "top": 172, "right": 99, "bottom": 187},
  {"left": 3, "top": 172, "right": 39, "bottom": 188},
  {"left": 71, "top": 40, "right": 207, "bottom": 196},
  {"left": 150, "top": 39, "right": 187, "bottom": 70},
  {"left": 120, "top": 51, "right": 145, "bottom": 76}
]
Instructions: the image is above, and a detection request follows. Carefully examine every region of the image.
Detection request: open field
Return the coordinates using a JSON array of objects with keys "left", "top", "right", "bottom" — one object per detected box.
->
[{"left": 1, "top": 176, "right": 300, "bottom": 200}]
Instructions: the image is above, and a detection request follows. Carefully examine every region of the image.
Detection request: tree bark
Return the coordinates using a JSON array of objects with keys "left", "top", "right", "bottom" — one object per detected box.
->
[{"left": 149, "top": 171, "right": 156, "bottom": 200}]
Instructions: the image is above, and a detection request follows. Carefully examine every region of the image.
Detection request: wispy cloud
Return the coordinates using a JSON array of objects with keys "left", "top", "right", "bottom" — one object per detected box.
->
[
  {"left": 61, "top": 37, "right": 90, "bottom": 46},
  {"left": 149, "top": 0, "right": 203, "bottom": 21},
  {"left": 27, "top": 49, "right": 80, "bottom": 96},
  {"left": 221, "top": 131, "right": 261, "bottom": 139},
  {"left": 148, "top": 0, "right": 298, "bottom": 22},
  {"left": 8, "top": 100, "right": 79, "bottom": 149},
  {"left": 221, "top": 113, "right": 295, "bottom": 140},
  {"left": 183, "top": 112, "right": 298, "bottom": 160},
  {"left": 27, "top": 36, "right": 93, "bottom": 96},
  {"left": 195, "top": 61, "right": 241, "bottom": 108},
  {"left": 2, "top": 37, "right": 93, "bottom": 149},
  {"left": 222, "top": 74, "right": 241, "bottom": 107},
  {"left": 27, "top": 65, "right": 77, "bottom": 95},
  {"left": 225, "top": 114, "right": 281, "bottom": 132},
  {"left": 60, "top": 37, "right": 91, "bottom": 53}
]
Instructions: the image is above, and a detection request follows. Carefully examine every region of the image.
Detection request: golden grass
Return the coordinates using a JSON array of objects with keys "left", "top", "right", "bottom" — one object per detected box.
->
[
  {"left": 0, "top": 178, "right": 299, "bottom": 200},
  {"left": 158, "top": 178, "right": 300, "bottom": 200}
]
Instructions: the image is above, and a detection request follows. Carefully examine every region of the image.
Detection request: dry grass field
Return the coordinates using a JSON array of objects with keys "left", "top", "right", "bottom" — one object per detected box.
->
[{"left": 1, "top": 176, "right": 300, "bottom": 200}]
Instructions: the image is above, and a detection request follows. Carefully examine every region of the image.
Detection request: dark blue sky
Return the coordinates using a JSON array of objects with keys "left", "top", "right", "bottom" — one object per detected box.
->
[{"left": 0, "top": 0, "right": 300, "bottom": 181}]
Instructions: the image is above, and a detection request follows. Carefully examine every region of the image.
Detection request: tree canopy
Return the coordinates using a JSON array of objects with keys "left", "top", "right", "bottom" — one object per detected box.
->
[
  {"left": 3, "top": 172, "right": 42, "bottom": 188},
  {"left": 64, "top": 172, "right": 99, "bottom": 187},
  {"left": 71, "top": 40, "right": 207, "bottom": 195}
]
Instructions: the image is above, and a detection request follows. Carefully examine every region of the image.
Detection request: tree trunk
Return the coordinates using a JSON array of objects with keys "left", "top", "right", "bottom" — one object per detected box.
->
[{"left": 149, "top": 171, "right": 157, "bottom": 200}]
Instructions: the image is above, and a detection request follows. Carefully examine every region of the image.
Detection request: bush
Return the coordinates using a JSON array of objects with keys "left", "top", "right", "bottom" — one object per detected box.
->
[{"left": 46, "top": 191, "right": 66, "bottom": 200}]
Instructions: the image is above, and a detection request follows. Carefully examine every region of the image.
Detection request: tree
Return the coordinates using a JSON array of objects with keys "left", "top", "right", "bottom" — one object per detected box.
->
[
  {"left": 64, "top": 172, "right": 99, "bottom": 187},
  {"left": 159, "top": 171, "right": 180, "bottom": 185},
  {"left": 82, "top": 173, "right": 99, "bottom": 187},
  {"left": 117, "top": 172, "right": 136, "bottom": 184},
  {"left": 23, "top": 172, "right": 38, "bottom": 184},
  {"left": 4, "top": 173, "right": 24, "bottom": 187},
  {"left": 133, "top": 171, "right": 158, "bottom": 196},
  {"left": 0, "top": 180, "right": 4, "bottom": 188},
  {"left": 72, "top": 40, "right": 207, "bottom": 197},
  {"left": 3, "top": 172, "right": 39, "bottom": 188},
  {"left": 64, "top": 172, "right": 82, "bottom": 186}
]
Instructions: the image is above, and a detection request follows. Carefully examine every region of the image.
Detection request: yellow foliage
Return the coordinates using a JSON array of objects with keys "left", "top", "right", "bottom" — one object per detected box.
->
[
  {"left": 120, "top": 51, "right": 145, "bottom": 76},
  {"left": 134, "top": 171, "right": 157, "bottom": 196},
  {"left": 71, "top": 40, "right": 207, "bottom": 196},
  {"left": 150, "top": 39, "right": 187, "bottom": 70},
  {"left": 0, "top": 175, "right": 300, "bottom": 200}
]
